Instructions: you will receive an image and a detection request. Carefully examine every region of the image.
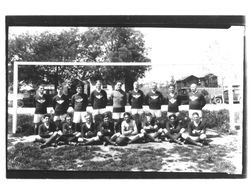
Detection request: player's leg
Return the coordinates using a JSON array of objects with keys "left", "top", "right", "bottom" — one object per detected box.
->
[{"left": 181, "top": 133, "right": 203, "bottom": 146}]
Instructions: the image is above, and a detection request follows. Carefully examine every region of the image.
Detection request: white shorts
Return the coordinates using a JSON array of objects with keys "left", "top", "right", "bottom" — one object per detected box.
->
[
  {"left": 112, "top": 112, "right": 124, "bottom": 120},
  {"left": 131, "top": 108, "right": 144, "bottom": 115},
  {"left": 189, "top": 109, "right": 202, "bottom": 119},
  {"left": 149, "top": 109, "right": 162, "bottom": 118},
  {"left": 92, "top": 108, "right": 106, "bottom": 116},
  {"left": 53, "top": 114, "right": 67, "bottom": 122},
  {"left": 73, "top": 111, "right": 87, "bottom": 123},
  {"left": 167, "top": 112, "right": 180, "bottom": 117},
  {"left": 33, "top": 114, "right": 44, "bottom": 123}
]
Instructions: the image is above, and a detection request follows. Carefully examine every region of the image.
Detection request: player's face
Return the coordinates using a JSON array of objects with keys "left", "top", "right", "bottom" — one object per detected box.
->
[
  {"left": 96, "top": 82, "right": 101, "bottom": 90},
  {"left": 38, "top": 86, "right": 44, "bottom": 93},
  {"left": 124, "top": 115, "right": 130, "bottom": 122},
  {"left": 190, "top": 84, "right": 197, "bottom": 92},
  {"left": 57, "top": 87, "right": 63, "bottom": 95},
  {"left": 151, "top": 84, "right": 157, "bottom": 91},
  {"left": 169, "top": 117, "right": 175, "bottom": 123},
  {"left": 133, "top": 82, "right": 139, "bottom": 90},
  {"left": 146, "top": 115, "right": 152, "bottom": 122},
  {"left": 66, "top": 117, "right": 72, "bottom": 123},
  {"left": 193, "top": 114, "right": 200, "bottom": 122},
  {"left": 169, "top": 86, "right": 175, "bottom": 93},
  {"left": 43, "top": 116, "right": 50, "bottom": 123},
  {"left": 103, "top": 117, "right": 109, "bottom": 123},
  {"left": 85, "top": 115, "right": 91, "bottom": 123},
  {"left": 116, "top": 82, "right": 122, "bottom": 90},
  {"left": 76, "top": 87, "right": 82, "bottom": 94}
]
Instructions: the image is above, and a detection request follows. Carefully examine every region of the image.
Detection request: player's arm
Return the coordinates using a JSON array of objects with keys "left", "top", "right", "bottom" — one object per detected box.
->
[
  {"left": 131, "top": 120, "right": 138, "bottom": 135},
  {"left": 200, "top": 94, "right": 206, "bottom": 108},
  {"left": 128, "top": 91, "right": 132, "bottom": 105},
  {"left": 103, "top": 90, "right": 108, "bottom": 107}
]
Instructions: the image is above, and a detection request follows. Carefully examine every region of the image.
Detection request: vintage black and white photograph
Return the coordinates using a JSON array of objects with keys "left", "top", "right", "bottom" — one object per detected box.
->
[{"left": 6, "top": 16, "right": 245, "bottom": 178}]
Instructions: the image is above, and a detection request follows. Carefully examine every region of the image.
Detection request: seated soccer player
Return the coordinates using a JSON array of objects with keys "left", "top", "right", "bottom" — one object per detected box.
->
[
  {"left": 163, "top": 114, "right": 185, "bottom": 145},
  {"left": 112, "top": 112, "right": 144, "bottom": 145},
  {"left": 55, "top": 114, "right": 81, "bottom": 145},
  {"left": 181, "top": 112, "right": 208, "bottom": 146},
  {"left": 96, "top": 112, "right": 117, "bottom": 146},
  {"left": 78, "top": 113, "right": 100, "bottom": 145},
  {"left": 37, "top": 114, "right": 62, "bottom": 149},
  {"left": 141, "top": 112, "right": 163, "bottom": 142}
]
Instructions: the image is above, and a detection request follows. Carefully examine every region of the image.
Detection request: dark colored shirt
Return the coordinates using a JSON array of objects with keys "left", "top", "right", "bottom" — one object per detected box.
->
[
  {"left": 98, "top": 121, "right": 115, "bottom": 136},
  {"left": 33, "top": 94, "right": 50, "bottom": 114},
  {"left": 62, "top": 122, "right": 75, "bottom": 135},
  {"left": 71, "top": 93, "right": 88, "bottom": 111},
  {"left": 90, "top": 89, "right": 107, "bottom": 109},
  {"left": 166, "top": 120, "right": 182, "bottom": 134},
  {"left": 145, "top": 91, "right": 164, "bottom": 110},
  {"left": 188, "top": 119, "right": 207, "bottom": 136},
  {"left": 38, "top": 122, "right": 56, "bottom": 137},
  {"left": 52, "top": 94, "right": 70, "bottom": 115},
  {"left": 128, "top": 89, "right": 144, "bottom": 109},
  {"left": 142, "top": 119, "right": 159, "bottom": 133},
  {"left": 81, "top": 122, "right": 97, "bottom": 138},
  {"left": 189, "top": 91, "right": 206, "bottom": 110},
  {"left": 166, "top": 93, "right": 181, "bottom": 112}
]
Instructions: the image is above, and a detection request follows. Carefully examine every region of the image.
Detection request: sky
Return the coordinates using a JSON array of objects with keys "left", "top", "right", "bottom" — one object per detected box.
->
[{"left": 9, "top": 26, "right": 244, "bottom": 85}]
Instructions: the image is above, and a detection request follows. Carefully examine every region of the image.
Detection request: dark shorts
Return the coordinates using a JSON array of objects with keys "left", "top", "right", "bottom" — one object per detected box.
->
[{"left": 113, "top": 107, "right": 125, "bottom": 113}]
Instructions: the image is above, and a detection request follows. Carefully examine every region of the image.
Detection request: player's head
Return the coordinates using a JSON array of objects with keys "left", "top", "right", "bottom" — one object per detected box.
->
[
  {"left": 192, "top": 112, "right": 200, "bottom": 122},
  {"left": 151, "top": 82, "right": 157, "bottom": 91},
  {"left": 43, "top": 114, "right": 50, "bottom": 123},
  {"left": 76, "top": 84, "right": 83, "bottom": 94},
  {"left": 85, "top": 112, "right": 93, "bottom": 123},
  {"left": 145, "top": 112, "right": 152, "bottom": 122},
  {"left": 96, "top": 80, "right": 102, "bottom": 90},
  {"left": 103, "top": 112, "right": 110, "bottom": 123},
  {"left": 168, "top": 84, "right": 175, "bottom": 93},
  {"left": 168, "top": 114, "right": 177, "bottom": 123},
  {"left": 65, "top": 114, "right": 72, "bottom": 123},
  {"left": 38, "top": 84, "right": 44, "bottom": 94},
  {"left": 115, "top": 81, "right": 123, "bottom": 90},
  {"left": 123, "top": 112, "right": 131, "bottom": 122},
  {"left": 190, "top": 83, "right": 197, "bottom": 92},
  {"left": 57, "top": 85, "right": 63, "bottom": 95},
  {"left": 133, "top": 81, "right": 139, "bottom": 90}
]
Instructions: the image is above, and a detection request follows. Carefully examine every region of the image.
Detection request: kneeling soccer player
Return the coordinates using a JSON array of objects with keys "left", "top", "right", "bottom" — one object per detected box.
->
[{"left": 181, "top": 112, "right": 208, "bottom": 146}]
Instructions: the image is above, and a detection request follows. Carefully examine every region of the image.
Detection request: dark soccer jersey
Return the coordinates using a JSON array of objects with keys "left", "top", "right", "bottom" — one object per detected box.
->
[
  {"left": 166, "top": 93, "right": 181, "bottom": 113},
  {"left": 71, "top": 93, "right": 88, "bottom": 111},
  {"left": 33, "top": 94, "right": 50, "bottom": 114},
  {"left": 52, "top": 94, "right": 70, "bottom": 115},
  {"left": 62, "top": 122, "right": 75, "bottom": 135},
  {"left": 98, "top": 121, "right": 115, "bottom": 136},
  {"left": 38, "top": 122, "right": 56, "bottom": 137},
  {"left": 166, "top": 120, "right": 182, "bottom": 134},
  {"left": 81, "top": 122, "right": 97, "bottom": 138},
  {"left": 90, "top": 89, "right": 107, "bottom": 109},
  {"left": 128, "top": 90, "right": 144, "bottom": 109},
  {"left": 188, "top": 92, "right": 206, "bottom": 110},
  {"left": 142, "top": 119, "right": 159, "bottom": 133},
  {"left": 188, "top": 119, "right": 207, "bottom": 136},
  {"left": 145, "top": 91, "right": 164, "bottom": 110}
]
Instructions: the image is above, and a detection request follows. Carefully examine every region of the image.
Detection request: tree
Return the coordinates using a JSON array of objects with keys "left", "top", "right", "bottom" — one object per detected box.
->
[{"left": 8, "top": 27, "right": 151, "bottom": 91}]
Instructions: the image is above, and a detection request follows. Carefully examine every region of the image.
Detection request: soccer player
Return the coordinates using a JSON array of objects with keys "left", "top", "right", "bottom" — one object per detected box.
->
[
  {"left": 96, "top": 112, "right": 117, "bottom": 146},
  {"left": 128, "top": 81, "right": 145, "bottom": 116},
  {"left": 145, "top": 82, "right": 164, "bottom": 118},
  {"left": 56, "top": 114, "right": 81, "bottom": 145},
  {"left": 90, "top": 80, "right": 108, "bottom": 122},
  {"left": 37, "top": 114, "right": 61, "bottom": 149},
  {"left": 33, "top": 84, "right": 50, "bottom": 134},
  {"left": 163, "top": 114, "right": 185, "bottom": 145},
  {"left": 52, "top": 85, "right": 70, "bottom": 129},
  {"left": 181, "top": 112, "right": 208, "bottom": 146},
  {"left": 166, "top": 84, "right": 181, "bottom": 117},
  {"left": 78, "top": 113, "right": 99, "bottom": 145},
  {"left": 188, "top": 83, "right": 206, "bottom": 118},
  {"left": 71, "top": 84, "right": 89, "bottom": 132},
  {"left": 141, "top": 112, "right": 163, "bottom": 142},
  {"left": 110, "top": 81, "right": 127, "bottom": 132}
]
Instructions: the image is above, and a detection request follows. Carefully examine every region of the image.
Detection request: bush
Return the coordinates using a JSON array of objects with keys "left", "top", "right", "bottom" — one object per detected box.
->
[{"left": 8, "top": 114, "right": 34, "bottom": 136}]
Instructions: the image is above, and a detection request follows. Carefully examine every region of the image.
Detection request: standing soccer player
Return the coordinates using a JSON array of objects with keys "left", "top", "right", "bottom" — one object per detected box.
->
[
  {"left": 128, "top": 81, "right": 145, "bottom": 116},
  {"left": 110, "top": 81, "right": 127, "bottom": 132},
  {"left": 188, "top": 83, "right": 206, "bottom": 118},
  {"left": 90, "top": 80, "right": 108, "bottom": 122},
  {"left": 166, "top": 84, "right": 181, "bottom": 117},
  {"left": 145, "top": 82, "right": 164, "bottom": 118},
  {"left": 71, "top": 84, "right": 89, "bottom": 132},
  {"left": 52, "top": 85, "right": 70, "bottom": 129},
  {"left": 33, "top": 84, "right": 50, "bottom": 134}
]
